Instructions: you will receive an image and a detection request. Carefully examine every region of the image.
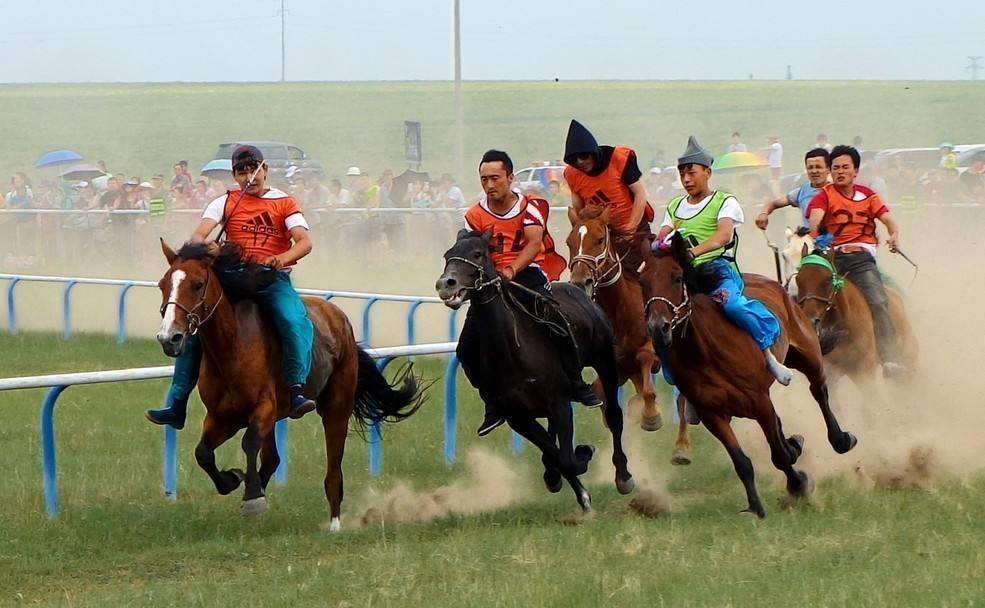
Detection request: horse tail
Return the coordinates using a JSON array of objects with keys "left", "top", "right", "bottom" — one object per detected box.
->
[{"left": 353, "top": 347, "right": 427, "bottom": 427}]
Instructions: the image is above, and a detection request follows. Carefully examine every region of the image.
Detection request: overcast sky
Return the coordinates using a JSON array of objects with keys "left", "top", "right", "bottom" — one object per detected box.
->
[{"left": 2, "top": 0, "right": 983, "bottom": 82}]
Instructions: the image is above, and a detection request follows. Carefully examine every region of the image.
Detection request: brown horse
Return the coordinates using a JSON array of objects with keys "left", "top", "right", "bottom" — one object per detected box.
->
[
  {"left": 793, "top": 244, "right": 918, "bottom": 383},
  {"left": 565, "top": 206, "right": 693, "bottom": 464},
  {"left": 156, "top": 240, "right": 424, "bottom": 530},
  {"left": 638, "top": 233, "right": 857, "bottom": 517}
]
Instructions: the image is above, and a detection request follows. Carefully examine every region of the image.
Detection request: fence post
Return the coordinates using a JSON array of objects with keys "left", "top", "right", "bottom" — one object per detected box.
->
[
  {"left": 360, "top": 297, "right": 379, "bottom": 346},
  {"left": 6, "top": 277, "right": 21, "bottom": 333},
  {"left": 163, "top": 426, "right": 178, "bottom": 500},
  {"left": 117, "top": 283, "right": 135, "bottom": 344},
  {"left": 405, "top": 300, "right": 424, "bottom": 345},
  {"left": 444, "top": 355, "right": 460, "bottom": 466},
  {"left": 62, "top": 280, "right": 78, "bottom": 339},
  {"left": 447, "top": 308, "right": 459, "bottom": 342},
  {"left": 274, "top": 419, "right": 288, "bottom": 485},
  {"left": 40, "top": 385, "right": 68, "bottom": 518},
  {"left": 369, "top": 357, "right": 394, "bottom": 476}
]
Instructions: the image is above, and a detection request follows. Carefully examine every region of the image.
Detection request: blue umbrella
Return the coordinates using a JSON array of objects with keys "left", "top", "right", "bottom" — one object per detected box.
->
[
  {"left": 35, "top": 149, "right": 84, "bottom": 168},
  {"left": 201, "top": 158, "right": 232, "bottom": 174}
]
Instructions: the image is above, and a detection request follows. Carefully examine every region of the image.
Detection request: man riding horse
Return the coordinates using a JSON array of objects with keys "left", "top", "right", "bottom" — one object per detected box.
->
[
  {"left": 806, "top": 144, "right": 906, "bottom": 378},
  {"left": 655, "top": 136, "right": 794, "bottom": 386},
  {"left": 462, "top": 150, "right": 600, "bottom": 436},
  {"left": 563, "top": 119, "right": 655, "bottom": 280},
  {"left": 146, "top": 145, "right": 317, "bottom": 428}
]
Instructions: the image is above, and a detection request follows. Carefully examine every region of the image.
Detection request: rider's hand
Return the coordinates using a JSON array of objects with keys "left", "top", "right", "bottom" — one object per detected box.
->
[
  {"left": 499, "top": 266, "right": 516, "bottom": 282},
  {"left": 263, "top": 255, "right": 285, "bottom": 269},
  {"left": 887, "top": 234, "right": 900, "bottom": 252},
  {"left": 755, "top": 212, "right": 769, "bottom": 230}
]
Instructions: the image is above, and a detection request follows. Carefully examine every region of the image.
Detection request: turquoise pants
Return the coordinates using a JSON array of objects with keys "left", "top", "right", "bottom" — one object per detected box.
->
[{"left": 166, "top": 271, "right": 313, "bottom": 405}]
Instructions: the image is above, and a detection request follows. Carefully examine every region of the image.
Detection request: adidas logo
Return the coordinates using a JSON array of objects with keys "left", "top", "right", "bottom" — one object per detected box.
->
[
  {"left": 587, "top": 189, "right": 611, "bottom": 207},
  {"left": 240, "top": 211, "right": 280, "bottom": 245}
]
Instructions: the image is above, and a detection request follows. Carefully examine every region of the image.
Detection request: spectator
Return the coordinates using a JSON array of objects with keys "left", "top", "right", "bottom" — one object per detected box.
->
[
  {"left": 170, "top": 163, "right": 192, "bottom": 190},
  {"left": 816, "top": 133, "right": 833, "bottom": 152},
  {"left": 412, "top": 181, "right": 433, "bottom": 208},
  {"left": 548, "top": 179, "right": 571, "bottom": 207},
  {"left": 114, "top": 173, "right": 127, "bottom": 189},
  {"left": 99, "top": 178, "right": 126, "bottom": 209},
  {"left": 727, "top": 131, "right": 747, "bottom": 153},
  {"left": 435, "top": 173, "right": 467, "bottom": 207},
  {"left": 345, "top": 166, "right": 363, "bottom": 194},
  {"left": 191, "top": 179, "right": 211, "bottom": 208},
  {"left": 378, "top": 170, "right": 404, "bottom": 250},
  {"left": 307, "top": 173, "right": 330, "bottom": 207},
  {"left": 326, "top": 178, "right": 352, "bottom": 207},
  {"left": 852, "top": 135, "right": 864, "bottom": 150},
  {"left": 766, "top": 136, "right": 783, "bottom": 195},
  {"left": 96, "top": 160, "right": 109, "bottom": 174},
  {"left": 178, "top": 160, "right": 193, "bottom": 184},
  {"left": 960, "top": 154, "right": 985, "bottom": 201},
  {"left": 938, "top": 142, "right": 958, "bottom": 169}
]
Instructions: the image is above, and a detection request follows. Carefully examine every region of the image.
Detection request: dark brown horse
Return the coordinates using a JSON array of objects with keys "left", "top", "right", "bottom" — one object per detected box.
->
[
  {"left": 565, "top": 206, "right": 693, "bottom": 464},
  {"left": 156, "top": 241, "right": 424, "bottom": 530},
  {"left": 793, "top": 244, "right": 918, "bottom": 384},
  {"left": 638, "top": 233, "right": 857, "bottom": 517}
]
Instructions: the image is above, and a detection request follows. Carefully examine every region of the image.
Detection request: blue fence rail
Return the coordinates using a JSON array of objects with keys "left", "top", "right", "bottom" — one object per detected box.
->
[
  {"left": 0, "top": 342, "right": 469, "bottom": 518},
  {"left": 0, "top": 273, "right": 460, "bottom": 346}
]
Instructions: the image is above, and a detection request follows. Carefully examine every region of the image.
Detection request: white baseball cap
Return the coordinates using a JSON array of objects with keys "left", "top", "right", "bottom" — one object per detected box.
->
[{"left": 346, "top": 166, "right": 362, "bottom": 176}]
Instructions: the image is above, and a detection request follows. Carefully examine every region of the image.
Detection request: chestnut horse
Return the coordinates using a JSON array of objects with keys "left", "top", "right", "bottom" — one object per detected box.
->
[
  {"left": 792, "top": 243, "right": 918, "bottom": 383},
  {"left": 639, "top": 233, "right": 857, "bottom": 517},
  {"left": 156, "top": 241, "right": 424, "bottom": 530},
  {"left": 565, "top": 206, "right": 693, "bottom": 464}
]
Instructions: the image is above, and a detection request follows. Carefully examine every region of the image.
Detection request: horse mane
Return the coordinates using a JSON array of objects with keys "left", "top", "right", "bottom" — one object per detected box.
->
[{"left": 177, "top": 241, "right": 279, "bottom": 300}]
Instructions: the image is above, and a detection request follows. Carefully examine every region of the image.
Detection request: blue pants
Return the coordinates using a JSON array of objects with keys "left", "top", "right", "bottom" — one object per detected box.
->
[
  {"left": 166, "top": 271, "right": 314, "bottom": 405},
  {"left": 703, "top": 259, "right": 780, "bottom": 351}
]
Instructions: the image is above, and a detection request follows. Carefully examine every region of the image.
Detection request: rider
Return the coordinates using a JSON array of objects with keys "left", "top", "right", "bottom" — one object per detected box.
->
[
  {"left": 755, "top": 147, "right": 831, "bottom": 230},
  {"left": 465, "top": 149, "right": 601, "bottom": 436},
  {"left": 563, "top": 119, "right": 655, "bottom": 277},
  {"left": 806, "top": 144, "right": 904, "bottom": 378},
  {"left": 656, "top": 136, "right": 794, "bottom": 385},
  {"left": 146, "top": 145, "right": 317, "bottom": 429}
]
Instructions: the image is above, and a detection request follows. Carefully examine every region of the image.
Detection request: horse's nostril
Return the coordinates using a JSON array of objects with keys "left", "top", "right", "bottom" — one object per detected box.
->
[
  {"left": 169, "top": 334, "right": 183, "bottom": 344},
  {"left": 445, "top": 277, "right": 457, "bottom": 288},
  {"left": 661, "top": 322, "right": 671, "bottom": 334}
]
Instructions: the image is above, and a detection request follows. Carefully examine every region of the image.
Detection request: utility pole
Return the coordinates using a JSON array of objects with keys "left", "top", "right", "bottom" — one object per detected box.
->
[
  {"left": 280, "top": 0, "right": 286, "bottom": 82},
  {"left": 454, "top": 0, "right": 464, "bottom": 183},
  {"left": 968, "top": 56, "right": 982, "bottom": 81},
  {"left": 786, "top": 64, "right": 793, "bottom": 80}
]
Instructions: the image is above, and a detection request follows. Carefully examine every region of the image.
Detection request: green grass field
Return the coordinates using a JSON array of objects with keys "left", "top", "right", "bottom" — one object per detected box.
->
[
  {"left": 3, "top": 80, "right": 984, "bottom": 183},
  {"left": 1, "top": 332, "right": 982, "bottom": 607}
]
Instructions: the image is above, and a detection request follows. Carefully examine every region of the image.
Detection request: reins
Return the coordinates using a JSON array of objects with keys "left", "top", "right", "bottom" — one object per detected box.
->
[
  {"left": 569, "top": 225, "right": 624, "bottom": 292},
  {"left": 159, "top": 267, "right": 224, "bottom": 335}
]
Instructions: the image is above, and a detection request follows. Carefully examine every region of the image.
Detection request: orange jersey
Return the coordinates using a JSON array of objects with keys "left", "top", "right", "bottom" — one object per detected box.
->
[
  {"left": 564, "top": 145, "right": 654, "bottom": 230},
  {"left": 204, "top": 188, "right": 308, "bottom": 266},
  {"left": 806, "top": 183, "right": 888, "bottom": 247},
  {"left": 464, "top": 191, "right": 567, "bottom": 280}
]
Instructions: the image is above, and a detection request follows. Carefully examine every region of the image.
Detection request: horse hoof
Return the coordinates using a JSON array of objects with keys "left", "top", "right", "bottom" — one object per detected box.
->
[
  {"left": 615, "top": 475, "right": 635, "bottom": 495},
  {"left": 740, "top": 507, "right": 766, "bottom": 519},
  {"left": 788, "top": 435, "right": 805, "bottom": 457},
  {"left": 329, "top": 517, "right": 341, "bottom": 533},
  {"left": 544, "top": 472, "right": 563, "bottom": 494},
  {"left": 640, "top": 414, "right": 663, "bottom": 432},
  {"left": 792, "top": 472, "right": 815, "bottom": 500},
  {"left": 575, "top": 444, "right": 596, "bottom": 462},
  {"left": 240, "top": 496, "right": 268, "bottom": 517},
  {"left": 671, "top": 450, "right": 692, "bottom": 466},
  {"left": 834, "top": 432, "right": 858, "bottom": 454}
]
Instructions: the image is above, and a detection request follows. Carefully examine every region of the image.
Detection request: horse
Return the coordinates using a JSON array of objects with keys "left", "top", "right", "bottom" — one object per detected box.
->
[
  {"left": 791, "top": 242, "right": 918, "bottom": 384},
  {"left": 638, "top": 233, "right": 857, "bottom": 517},
  {"left": 156, "top": 240, "right": 424, "bottom": 530},
  {"left": 435, "top": 229, "right": 634, "bottom": 514},
  {"left": 565, "top": 206, "right": 693, "bottom": 464}
]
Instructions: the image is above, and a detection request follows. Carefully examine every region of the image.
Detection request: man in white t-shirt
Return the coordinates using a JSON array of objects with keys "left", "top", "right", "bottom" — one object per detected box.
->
[
  {"left": 767, "top": 136, "right": 784, "bottom": 195},
  {"left": 654, "top": 136, "right": 793, "bottom": 385}
]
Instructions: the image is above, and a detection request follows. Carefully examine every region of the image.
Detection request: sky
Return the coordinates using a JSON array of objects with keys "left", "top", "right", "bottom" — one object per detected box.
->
[{"left": 1, "top": 0, "right": 983, "bottom": 82}]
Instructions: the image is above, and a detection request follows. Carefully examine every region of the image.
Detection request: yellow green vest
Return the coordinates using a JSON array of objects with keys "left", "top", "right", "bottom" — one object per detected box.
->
[{"left": 668, "top": 190, "right": 738, "bottom": 267}]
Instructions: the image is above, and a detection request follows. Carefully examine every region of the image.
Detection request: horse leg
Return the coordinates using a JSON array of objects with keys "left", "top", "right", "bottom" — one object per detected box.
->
[
  {"left": 701, "top": 411, "right": 766, "bottom": 518},
  {"left": 240, "top": 401, "right": 277, "bottom": 517},
  {"left": 258, "top": 431, "right": 280, "bottom": 490},
  {"left": 785, "top": 345, "right": 858, "bottom": 454},
  {"left": 671, "top": 392, "right": 693, "bottom": 465},
  {"left": 321, "top": 374, "right": 356, "bottom": 533},
  {"left": 543, "top": 417, "right": 562, "bottom": 493},
  {"left": 508, "top": 412, "right": 592, "bottom": 513},
  {"left": 194, "top": 414, "right": 245, "bottom": 496},
  {"left": 597, "top": 356, "right": 633, "bottom": 494},
  {"left": 756, "top": 405, "right": 813, "bottom": 501},
  {"left": 636, "top": 347, "right": 663, "bottom": 431}
]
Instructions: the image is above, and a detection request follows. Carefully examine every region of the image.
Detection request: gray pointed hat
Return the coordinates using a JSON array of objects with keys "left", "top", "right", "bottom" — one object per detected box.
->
[{"left": 677, "top": 136, "right": 714, "bottom": 168}]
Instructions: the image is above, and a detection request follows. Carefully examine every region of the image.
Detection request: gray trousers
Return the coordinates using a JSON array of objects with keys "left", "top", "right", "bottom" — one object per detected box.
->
[{"left": 834, "top": 251, "right": 898, "bottom": 363}]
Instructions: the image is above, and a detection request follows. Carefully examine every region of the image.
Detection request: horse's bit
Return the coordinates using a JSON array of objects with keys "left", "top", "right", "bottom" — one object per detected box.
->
[
  {"left": 569, "top": 226, "right": 623, "bottom": 291},
  {"left": 159, "top": 269, "right": 223, "bottom": 335}
]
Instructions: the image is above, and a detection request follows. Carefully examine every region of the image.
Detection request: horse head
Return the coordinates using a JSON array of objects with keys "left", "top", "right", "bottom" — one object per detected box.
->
[
  {"left": 156, "top": 239, "right": 223, "bottom": 357},
  {"left": 783, "top": 226, "right": 814, "bottom": 279},
  {"left": 638, "top": 231, "right": 692, "bottom": 348},
  {"left": 794, "top": 246, "right": 840, "bottom": 330},
  {"left": 435, "top": 229, "right": 499, "bottom": 310},
  {"left": 565, "top": 205, "right": 616, "bottom": 298}
]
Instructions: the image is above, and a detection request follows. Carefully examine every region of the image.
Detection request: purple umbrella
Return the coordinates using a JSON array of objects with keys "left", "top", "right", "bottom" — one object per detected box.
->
[{"left": 59, "top": 164, "right": 107, "bottom": 181}]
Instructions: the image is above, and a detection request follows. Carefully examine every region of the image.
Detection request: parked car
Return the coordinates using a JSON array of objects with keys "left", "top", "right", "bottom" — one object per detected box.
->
[
  {"left": 212, "top": 141, "right": 325, "bottom": 181},
  {"left": 513, "top": 163, "right": 567, "bottom": 197}
]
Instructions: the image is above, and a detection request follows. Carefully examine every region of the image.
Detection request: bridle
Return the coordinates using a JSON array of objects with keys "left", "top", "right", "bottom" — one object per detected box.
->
[
  {"left": 159, "top": 267, "right": 223, "bottom": 336},
  {"left": 569, "top": 224, "right": 623, "bottom": 291},
  {"left": 793, "top": 260, "right": 847, "bottom": 327},
  {"left": 445, "top": 255, "right": 503, "bottom": 304},
  {"left": 643, "top": 280, "right": 692, "bottom": 334}
]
